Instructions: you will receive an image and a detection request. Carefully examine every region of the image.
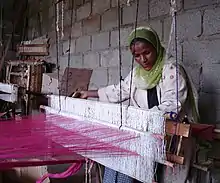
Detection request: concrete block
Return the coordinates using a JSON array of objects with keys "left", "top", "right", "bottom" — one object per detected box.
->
[
  {"left": 62, "top": 39, "right": 76, "bottom": 55},
  {"left": 63, "top": 9, "right": 76, "bottom": 27},
  {"left": 74, "top": 0, "right": 84, "bottom": 7},
  {"left": 71, "top": 22, "right": 83, "bottom": 38},
  {"left": 149, "top": 0, "right": 182, "bottom": 18},
  {"left": 183, "top": 40, "right": 220, "bottom": 65},
  {"left": 122, "top": 0, "right": 148, "bottom": 25},
  {"left": 107, "top": 66, "right": 131, "bottom": 85},
  {"left": 111, "top": 0, "right": 135, "bottom": 7},
  {"left": 163, "top": 11, "right": 202, "bottom": 42},
  {"left": 92, "top": 32, "right": 109, "bottom": 50},
  {"left": 64, "top": 0, "right": 73, "bottom": 10},
  {"left": 199, "top": 92, "right": 220, "bottom": 123},
  {"left": 121, "top": 49, "right": 134, "bottom": 67},
  {"left": 76, "top": 35, "right": 91, "bottom": 53},
  {"left": 204, "top": 8, "right": 220, "bottom": 36},
  {"left": 89, "top": 67, "right": 108, "bottom": 88},
  {"left": 101, "top": 8, "right": 119, "bottom": 31},
  {"left": 76, "top": 2, "right": 91, "bottom": 21},
  {"left": 184, "top": 0, "right": 218, "bottom": 10},
  {"left": 59, "top": 54, "right": 83, "bottom": 69},
  {"left": 100, "top": 48, "right": 133, "bottom": 67},
  {"left": 83, "top": 15, "right": 101, "bottom": 35},
  {"left": 92, "top": 0, "right": 110, "bottom": 15},
  {"left": 110, "top": 27, "right": 133, "bottom": 47},
  {"left": 184, "top": 63, "right": 201, "bottom": 91},
  {"left": 201, "top": 64, "right": 220, "bottom": 93},
  {"left": 100, "top": 49, "right": 120, "bottom": 67},
  {"left": 149, "top": 0, "right": 169, "bottom": 18},
  {"left": 83, "top": 52, "right": 100, "bottom": 68}
]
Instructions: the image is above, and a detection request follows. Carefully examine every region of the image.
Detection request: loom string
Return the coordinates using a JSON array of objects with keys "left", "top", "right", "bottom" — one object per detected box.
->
[
  {"left": 128, "top": 0, "right": 139, "bottom": 107},
  {"left": 117, "top": 0, "right": 123, "bottom": 129},
  {"left": 55, "top": 0, "right": 62, "bottom": 112},
  {"left": 65, "top": 0, "right": 74, "bottom": 98}
]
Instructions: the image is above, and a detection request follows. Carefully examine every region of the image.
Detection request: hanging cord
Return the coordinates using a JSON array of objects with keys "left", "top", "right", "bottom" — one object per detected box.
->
[
  {"left": 170, "top": 0, "right": 179, "bottom": 118},
  {"left": 117, "top": 0, "right": 123, "bottom": 129},
  {"left": 128, "top": 0, "right": 139, "bottom": 107},
  {"left": 65, "top": 0, "right": 74, "bottom": 97},
  {"left": 55, "top": 1, "right": 61, "bottom": 111}
]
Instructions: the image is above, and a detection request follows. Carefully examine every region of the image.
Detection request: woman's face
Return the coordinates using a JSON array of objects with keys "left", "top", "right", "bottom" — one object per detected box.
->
[{"left": 130, "top": 41, "right": 157, "bottom": 71}]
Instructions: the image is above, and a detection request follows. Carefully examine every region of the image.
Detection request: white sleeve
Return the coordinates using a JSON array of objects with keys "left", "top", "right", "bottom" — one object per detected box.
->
[
  {"left": 151, "top": 63, "right": 188, "bottom": 113},
  {"left": 97, "top": 72, "right": 132, "bottom": 103}
]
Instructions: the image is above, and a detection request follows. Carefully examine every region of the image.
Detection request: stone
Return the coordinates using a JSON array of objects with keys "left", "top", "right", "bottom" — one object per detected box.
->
[
  {"left": 204, "top": 8, "right": 220, "bottom": 36},
  {"left": 83, "top": 15, "right": 101, "bottom": 35},
  {"left": 76, "top": 2, "right": 91, "bottom": 21},
  {"left": 75, "top": 35, "right": 91, "bottom": 53},
  {"left": 92, "top": 0, "right": 111, "bottom": 15},
  {"left": 92, "top": 32, "right": 110, "bottom": 50},
  {"left": 122, "top": 0, "right": 148, "bottom": 25},
  {"left": 83, "top": 52, "right": 100, "bottom": 68},
  {"left": 101, "top": 8, "right": 119, "bottom": 31},
  {"left": 110, "top": 27, "right": 133, "bottom": 47}
]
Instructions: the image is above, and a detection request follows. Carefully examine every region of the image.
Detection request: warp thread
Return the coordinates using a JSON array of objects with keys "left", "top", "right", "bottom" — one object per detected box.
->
[{"left": 36, "top": 161, "right": 83, "bottom": 183}]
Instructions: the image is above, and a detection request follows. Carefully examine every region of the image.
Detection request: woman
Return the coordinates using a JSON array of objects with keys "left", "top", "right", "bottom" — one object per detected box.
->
[{"left": 79, "top": 27, "right": 199, "bottom": 183}]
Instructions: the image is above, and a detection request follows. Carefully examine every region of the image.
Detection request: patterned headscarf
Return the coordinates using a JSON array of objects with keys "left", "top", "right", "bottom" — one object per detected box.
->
[{"left": 128, "top": 27, "right": 165, "bottom": 89}]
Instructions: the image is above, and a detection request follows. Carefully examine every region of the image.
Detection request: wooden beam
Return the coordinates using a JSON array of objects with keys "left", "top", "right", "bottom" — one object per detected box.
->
[
  {"left": 17, "top": 44, "right": 49, "bottom": 56},
  {"left": 166, "top": 120, "right": 190, "bottom": 137}
]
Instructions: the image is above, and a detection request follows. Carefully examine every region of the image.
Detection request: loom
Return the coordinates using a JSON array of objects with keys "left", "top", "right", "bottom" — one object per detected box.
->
[{"left": 0, "top": 0, "right": 219, "bottom": 182}]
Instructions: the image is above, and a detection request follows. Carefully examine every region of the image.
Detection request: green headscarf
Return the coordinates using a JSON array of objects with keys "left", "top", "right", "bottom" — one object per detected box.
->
[{"left": 128, "top": 27, "right": 165, "bottom": 89}]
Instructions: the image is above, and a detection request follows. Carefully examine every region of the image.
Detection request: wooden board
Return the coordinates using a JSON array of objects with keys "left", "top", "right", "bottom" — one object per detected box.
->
[
  {"left": 166, "top": 120, "right": 191, "bottom": 137},
  {"left": 59, "top": 68, "right": 93, "bottom": 97},
  {"left": 17, "top": 44, "right": 49, "bottom": 56}
]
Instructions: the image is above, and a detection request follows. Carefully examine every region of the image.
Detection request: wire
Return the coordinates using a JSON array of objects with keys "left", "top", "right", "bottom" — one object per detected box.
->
[
  {"left": 117, "top": 0, "right": 123, "bottom": 129},
  {"left": 65, "top": 0, "right": 74, "bottom": 97},
  {"left": 54, "top": 2, "right": 61, "bottom": 111},
  {"left": 128, "top": 0, "right": 139, "bottom": 107}
]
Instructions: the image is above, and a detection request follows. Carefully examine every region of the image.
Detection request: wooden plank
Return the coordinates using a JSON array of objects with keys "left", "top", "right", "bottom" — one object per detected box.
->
[
  {"left": 166, "top": 153, "right": 184, "bottom": 165},
  {"left": 0, "top": 82, "right": 18, "bottom": 94},
  {"left": 17, "top": 44, "right": 49, "bottom": 56},
  {"left": 59, "top": 68, "right": 93, "bottom": 97},
  {"left": 166, "top": 120, "right": 190, "bottom": 137}
]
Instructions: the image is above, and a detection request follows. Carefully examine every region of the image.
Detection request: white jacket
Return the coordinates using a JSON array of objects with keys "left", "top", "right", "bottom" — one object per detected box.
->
[{"left": 98, "top": 60, "right": 199, "bottom": 123}]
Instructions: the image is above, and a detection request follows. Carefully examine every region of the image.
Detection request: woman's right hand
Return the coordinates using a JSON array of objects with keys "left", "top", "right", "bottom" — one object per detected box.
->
[
  {"left": 72, "top": 90, "right": 99, "bottom": 99},
  {"left": 79, "top": 91, "right": 89, "bottom": 99}
]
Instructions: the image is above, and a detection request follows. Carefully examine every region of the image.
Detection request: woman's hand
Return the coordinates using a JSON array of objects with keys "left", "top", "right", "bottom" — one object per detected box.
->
[
  {"left": 79, "top": 91, "right": 89, "bottom": 99},
  {"left": 72, "top": 90, "right": 99, "bottom": 99}
]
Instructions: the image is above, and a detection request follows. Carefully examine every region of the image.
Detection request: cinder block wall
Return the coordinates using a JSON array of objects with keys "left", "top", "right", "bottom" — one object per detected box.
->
[{"left": 27, "top": 0, "right": 220, "bottom": 124}]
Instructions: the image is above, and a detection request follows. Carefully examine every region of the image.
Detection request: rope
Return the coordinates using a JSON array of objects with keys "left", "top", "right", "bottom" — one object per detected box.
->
[
  {"left": 54, "top": 1, "right": 61, "bottom": 111},
  {"left": 65, "top": 0, "right": 74, "bottom": 97},
  {"left": 170, "top": 0, "right": 179, "bottom": 118},
  {"left": 117, "top": 0, "right": 123, "bottom": 129},
  {"left": 128, "top": 0, "right": 139, "bottom": 107}
]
